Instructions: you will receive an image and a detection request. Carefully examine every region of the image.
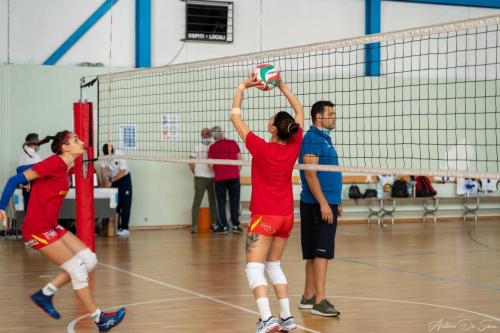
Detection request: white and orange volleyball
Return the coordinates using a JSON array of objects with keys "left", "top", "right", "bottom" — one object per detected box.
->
[{"left": 252, "top": 64, "right": 280, "bottom": 91}]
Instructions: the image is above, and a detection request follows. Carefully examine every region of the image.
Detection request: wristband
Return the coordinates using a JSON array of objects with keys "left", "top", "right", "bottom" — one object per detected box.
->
[{"left": 231, "top": 107, "right": 242, "bottom": 115}]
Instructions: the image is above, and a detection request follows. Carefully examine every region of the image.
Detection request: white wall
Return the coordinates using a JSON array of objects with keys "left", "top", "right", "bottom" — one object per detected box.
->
[
  {"left": 3, "top": 0, "right": 494, "bottom": 68},
  {"left": 382, "top": 2, "right": 500, "bottom": 32},
  {"left": 144, "top": 0, "right": 365, "bottom": 66},
  {"left": 0, "top": 65, "right": 7, "bottom": 184},
  {"left": 0, "top": 0, "right": 7, "bottom": 63},
  {"left": 261, "top": 0, "right": 365, "bottom": 51},
  {"left": 1, "top": 0, "right": 499, "bottom": 67},
  {"left": 4, "top": 0, "right": 134, "bottom": 66}
]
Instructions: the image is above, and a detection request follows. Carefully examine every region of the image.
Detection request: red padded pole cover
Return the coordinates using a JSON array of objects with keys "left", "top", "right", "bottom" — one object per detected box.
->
[{"left": 73, "top": 102, "right": 95, "bottom": 251}]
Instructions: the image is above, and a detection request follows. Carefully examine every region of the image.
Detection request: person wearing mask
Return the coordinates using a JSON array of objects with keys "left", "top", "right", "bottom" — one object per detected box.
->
[
  {"left": 0, "top": 131, "right": 126, "bottom": 330},
  {"left": 188, "top": 128, "right": 218, "bottom": 233},
  {"left": 17, "top": 133, "right": 45, "bottom": 213},
  {"left": 207, "top": 126, "right": 243, "bottom": 234},
  {"left": 100, "top": 144, "right": 133, "bottom": 237}
]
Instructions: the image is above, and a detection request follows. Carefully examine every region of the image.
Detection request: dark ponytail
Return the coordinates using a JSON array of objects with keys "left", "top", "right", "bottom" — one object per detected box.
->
[
  {"left": 37, "top": 135, "right": 53, "bottom": 146},
  {"left": 35, "top": 131, "right": 71, "bottom": 154},
  {"left": 273, "top": 111, "right": 299, "bottom": 141}
]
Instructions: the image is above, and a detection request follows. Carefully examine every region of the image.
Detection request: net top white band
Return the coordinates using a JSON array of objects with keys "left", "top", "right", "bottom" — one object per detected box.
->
[{"left": 101, "top": 155, "right": 500, "bottom": 179}]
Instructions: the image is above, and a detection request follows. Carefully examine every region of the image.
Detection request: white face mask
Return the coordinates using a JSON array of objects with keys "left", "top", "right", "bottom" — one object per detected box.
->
[{"left": 202, "top": 138, "right": 212, "bottom": 145}]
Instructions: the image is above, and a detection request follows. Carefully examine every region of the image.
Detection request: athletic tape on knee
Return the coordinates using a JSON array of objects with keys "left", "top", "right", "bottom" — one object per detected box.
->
[
  {"left": 77, "top": 248, "right": 97, "bottom": 273},
  {"left": 61, "top": 256, "right": 88, "bottom": 290},
  {"left": 265, "top": 261, "right": 287, "bottom": 285},
  {"left": 245, "top": 262, "right": 267, "bottom": 290}
]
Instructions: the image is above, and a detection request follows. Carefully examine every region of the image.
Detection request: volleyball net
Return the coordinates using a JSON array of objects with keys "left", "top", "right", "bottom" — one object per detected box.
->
[{"left": 93, "top": 15, "right": 500, "bottom": 179}]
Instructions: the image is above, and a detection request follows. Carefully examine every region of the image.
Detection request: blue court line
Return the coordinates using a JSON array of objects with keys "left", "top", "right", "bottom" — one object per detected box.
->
[
  {"left": 338, "top": 257, "right": 500, "bottom": 292},
  {"left": 467, "top": 229, "right": 499, "bottom": 251}
]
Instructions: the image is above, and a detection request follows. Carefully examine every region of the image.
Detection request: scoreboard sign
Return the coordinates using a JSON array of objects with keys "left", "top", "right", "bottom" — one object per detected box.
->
[{"left": 185, "top": 1, "right": 233, "bottom": 43}]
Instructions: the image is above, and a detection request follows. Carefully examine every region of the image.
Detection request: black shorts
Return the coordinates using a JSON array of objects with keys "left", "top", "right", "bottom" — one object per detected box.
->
[{"left": 300, "top": 201, "right": 338, "bottom": 260}]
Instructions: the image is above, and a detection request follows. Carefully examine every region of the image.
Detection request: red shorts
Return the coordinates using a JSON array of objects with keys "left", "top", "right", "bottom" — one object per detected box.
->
[
  {"left": 23, "top": 225, "right": 68, "bottom": 249},
  {"left": 247, "top": 214, "right": 294, "bottom": 238}
]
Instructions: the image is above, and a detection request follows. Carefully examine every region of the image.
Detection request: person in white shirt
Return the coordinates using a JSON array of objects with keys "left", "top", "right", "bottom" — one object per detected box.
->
[
  {"left": 100, "top": 144, "right": 132, "bottom": 237},
  {"left": 189, "top": 128, "right": 218, "bottom": 234},
  {"left": 19, "top": 133, "right": 42, "bottom": 167},
  {"left": 17, "top": 133, "right": 44, "bottom": 212}
]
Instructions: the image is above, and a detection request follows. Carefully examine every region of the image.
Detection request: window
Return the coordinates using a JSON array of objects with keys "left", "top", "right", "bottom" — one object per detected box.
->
[{"left": 185, "top": 0, "right": 233, "bottom": 43}]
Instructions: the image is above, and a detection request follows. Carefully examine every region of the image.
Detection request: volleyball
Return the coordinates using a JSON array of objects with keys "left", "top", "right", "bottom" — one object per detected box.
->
[{"left": 253, "top": 63, "right": 280, "bottom": 91}]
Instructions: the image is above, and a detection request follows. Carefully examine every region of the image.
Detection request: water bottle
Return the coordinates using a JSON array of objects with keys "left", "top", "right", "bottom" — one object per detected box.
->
[
  {"left": 13, "top": 190, "right": 24, "bottom": 211},
  {"left": 376, "top": 182, "right": 383, "bottom": 199},
  {"left": 407, "top": 180, "right": 413, "bottom": 197}
]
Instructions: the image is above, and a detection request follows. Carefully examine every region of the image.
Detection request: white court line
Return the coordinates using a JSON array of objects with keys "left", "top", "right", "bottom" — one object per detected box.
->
[
  {"left": 67, "top": 296, "right": 201, "bottom": 332},
  {"left": 326, "top": 295, "right": 500, "bottom": 323},
  {"left": 230, "top": 294, "right": 500, "bottom": 324},
  {"left": 67, "top": 292, "right": 500, "bottom": 332},
  {"left": 68, "top": 262, "right": 322, "bottom": 333}
]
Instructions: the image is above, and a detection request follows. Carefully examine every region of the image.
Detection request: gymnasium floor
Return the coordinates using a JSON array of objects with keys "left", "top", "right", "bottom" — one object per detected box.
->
[{"left": 1, "top": 220, "right": 500, "bottom": 333}]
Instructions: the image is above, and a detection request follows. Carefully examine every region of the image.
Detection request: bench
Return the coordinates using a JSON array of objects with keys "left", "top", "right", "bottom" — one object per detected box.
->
[
  {"left": 11, "top": 188, "right": 119, "bottom": 236},
  {"left": 341, "top": 176, "right": 500, "bottom": 226},
  {"left": 240, "top": 175, "right": 500, "bottom": 226}
]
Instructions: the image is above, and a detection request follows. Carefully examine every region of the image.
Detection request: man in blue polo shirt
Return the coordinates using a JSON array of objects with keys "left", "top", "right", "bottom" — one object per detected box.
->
[{"left": 298, "top": 100, "right": 342, "bottom": 317}]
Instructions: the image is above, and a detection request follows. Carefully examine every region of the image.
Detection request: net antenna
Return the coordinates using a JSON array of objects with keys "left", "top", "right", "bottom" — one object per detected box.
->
[{"left": 90, "top": 15, "right": 500, "bottom": 179}]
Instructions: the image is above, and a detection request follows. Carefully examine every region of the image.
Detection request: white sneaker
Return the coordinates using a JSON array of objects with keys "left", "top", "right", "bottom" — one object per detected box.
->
[
  {"left": 117, "top": 229, "right": 130, "bottom": 237},
  {"left": 279, "top": 316, "right": 297, "bottom": 331},
  {"left": 256, "top": 316, "right": 281, "bottom": 333}
]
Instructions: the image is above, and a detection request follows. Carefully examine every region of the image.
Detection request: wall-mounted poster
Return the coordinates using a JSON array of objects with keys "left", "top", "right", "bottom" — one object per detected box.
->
[
  {"left": 119, "top": 124, "right": 137, "bottom": 150},
  {"left": 162, "top": 114, "right": 179, "bottom": 142}
]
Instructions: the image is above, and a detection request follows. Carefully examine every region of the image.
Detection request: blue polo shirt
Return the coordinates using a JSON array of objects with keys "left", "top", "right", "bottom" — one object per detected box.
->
[{"left": 299, "top": 126, "right": 342, "bottom": 204}]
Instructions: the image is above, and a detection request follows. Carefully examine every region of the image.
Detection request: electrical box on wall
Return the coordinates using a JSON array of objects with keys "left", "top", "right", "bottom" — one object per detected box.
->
[{"left": 184, "top": 0, "right": 234, "bottom": 43}]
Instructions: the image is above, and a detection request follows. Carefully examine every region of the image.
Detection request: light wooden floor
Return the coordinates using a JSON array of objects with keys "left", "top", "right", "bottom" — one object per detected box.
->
[{"left": 1, "top": 220, "right": 500, "bottom": 333}]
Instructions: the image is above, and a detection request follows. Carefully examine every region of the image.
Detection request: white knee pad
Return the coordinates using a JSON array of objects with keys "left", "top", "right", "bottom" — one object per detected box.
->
[
  {"left": 61, "top": 256, "right": 88, "bottom": 290},
  {"left": 245, "top": 262, "right": 268, "bottom": 290},
  {"left": 265, "top": 261, "right": 287, "bottom": 285},
  {"left": 77, "top": 248, "right": 98, "bottom": 273}
]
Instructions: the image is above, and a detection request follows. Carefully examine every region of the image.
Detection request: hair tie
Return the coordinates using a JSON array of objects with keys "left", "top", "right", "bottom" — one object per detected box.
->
[
  {"left": 287, "top": 122, "right": 292, "bottom": 133},
  {"left": 56, "top": 132, "right": 71, "bottom": 153}
]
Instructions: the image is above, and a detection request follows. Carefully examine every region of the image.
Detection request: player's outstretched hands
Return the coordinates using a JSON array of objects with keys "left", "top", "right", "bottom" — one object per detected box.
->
[
  {"left": 278, "top": 77, "right": 287, "bottom": 90},
  {"left": 240, "top": 74, "right": 260, "bottom": 90}
]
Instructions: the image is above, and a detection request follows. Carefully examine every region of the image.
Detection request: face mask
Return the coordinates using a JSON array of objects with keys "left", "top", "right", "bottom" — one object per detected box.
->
[
  {"left": 104, "top": 148, "right": 115, "bottom": 156},
  {"left": 321, "top": 128, "right": 331, "bottom": 135},
  {"left": 202, "top": 138, "right": 212, "bottom": 145}
]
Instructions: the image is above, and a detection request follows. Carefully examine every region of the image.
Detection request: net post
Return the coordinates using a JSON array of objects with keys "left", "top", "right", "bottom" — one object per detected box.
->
[{"left": 73, "top": 101, "right": 95, "bottom": 251}]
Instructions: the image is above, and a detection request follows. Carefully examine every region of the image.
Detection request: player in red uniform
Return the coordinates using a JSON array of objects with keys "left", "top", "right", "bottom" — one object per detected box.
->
[
  {"left": 230, "top": 76, "right": 304, "bottom": 333},
  {"left": 0, "top": 130, "right": 125, "bottom": 332}
]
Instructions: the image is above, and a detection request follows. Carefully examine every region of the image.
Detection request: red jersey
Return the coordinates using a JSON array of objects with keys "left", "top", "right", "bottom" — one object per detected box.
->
[
  {"left": 22, "top": 155, "right": 70, "bottom": 236},
  {"left": 245, "top": 128, "right": 303, "bottom": 216},
  {"left": 207, "top": 138, "right": 241, "bottom": 181}
]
